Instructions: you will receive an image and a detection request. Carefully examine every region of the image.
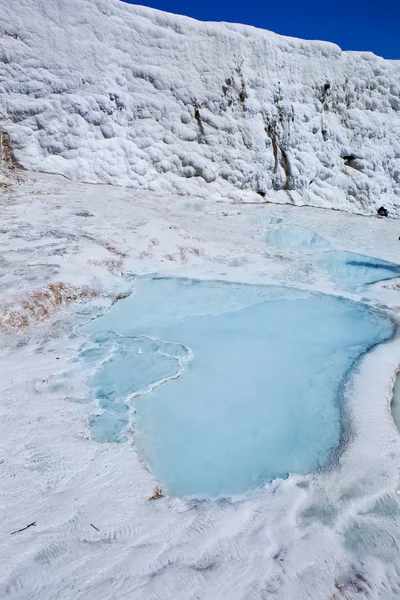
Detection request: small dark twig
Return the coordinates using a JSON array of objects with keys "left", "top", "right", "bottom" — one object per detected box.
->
[
  {"left": 10, "top": 521, "right": 36, "bottom": 535},
  {"left": 90, "top": 523, "right": 100, "bottom": 532}
]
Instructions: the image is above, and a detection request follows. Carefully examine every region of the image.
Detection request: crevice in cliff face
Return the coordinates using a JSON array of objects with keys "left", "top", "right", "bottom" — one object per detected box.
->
[
  {"left": 319, "top": 81, "right": 331, "bottom": 111},
  {"left": 266, "top": 124, "right": 279, "bottom": 173},
  {"left": 194, "top": 104, "right": 205, "bottom": 142},
  {"left": 265, "top": 123, "right": 292, "bottom": 191},
  {"left": 262, "top": 90, "right": 294, "bottom": 192},
  {"left": 341, "top": 154, "right": 363, "bottom": 170},
  {"left": 219, "top": 60, "right": 249, "bottom": 113},
  {"left": 235, "top": 61, "right": 247, "bottom": 111},
  {"left": 1, "top": 130, "right": 24, "bottom": 170},
  {"left": 280, "top": 148, "right": 292, "bottom": 190}
]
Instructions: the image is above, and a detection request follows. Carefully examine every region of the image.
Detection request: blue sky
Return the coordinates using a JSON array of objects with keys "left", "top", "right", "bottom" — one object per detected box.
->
[{"left": 123, "top": 0, "right": 399, "bottom": 59}]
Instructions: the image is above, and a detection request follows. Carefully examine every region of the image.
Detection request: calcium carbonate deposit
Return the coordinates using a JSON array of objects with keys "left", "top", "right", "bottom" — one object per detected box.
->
[
  {"left": 1, "top": 0, "right": 400, "bottom": 213},
  {"left": 2, "top": 2, "right": 400, "bottom": 600}
]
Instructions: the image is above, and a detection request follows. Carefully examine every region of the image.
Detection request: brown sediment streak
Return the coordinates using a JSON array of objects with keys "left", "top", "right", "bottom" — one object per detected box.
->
[{"left": 0, "top": 282, "right": 97, "bottom": 333}]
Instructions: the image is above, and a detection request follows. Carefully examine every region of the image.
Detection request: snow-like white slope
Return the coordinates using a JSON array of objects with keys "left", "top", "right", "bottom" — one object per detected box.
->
[
  {"left": 1, "top": 0, "right": 400, "bottom": 214},
  {"left": 2, "top": 170, "right": 400, "bottom": 600}
]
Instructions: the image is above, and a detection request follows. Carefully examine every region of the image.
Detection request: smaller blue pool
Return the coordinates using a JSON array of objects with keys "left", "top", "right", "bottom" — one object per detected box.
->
[
  {"left": 314, "top": 251, "right": 400, "bottom": 291},
  {"left": 263, "top": 226, "right": 328, "bottom": 247}
]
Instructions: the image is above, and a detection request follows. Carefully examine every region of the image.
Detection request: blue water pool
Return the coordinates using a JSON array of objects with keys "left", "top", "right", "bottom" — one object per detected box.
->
[
  {"left": 314, "top": 251, "right": 400, "bottom": 291},
  {"left": 263, "top": 226, "right": 328, "bottom": 247},
  {"left": 79, "top": 277, "right": 393, "bottom": 497}
]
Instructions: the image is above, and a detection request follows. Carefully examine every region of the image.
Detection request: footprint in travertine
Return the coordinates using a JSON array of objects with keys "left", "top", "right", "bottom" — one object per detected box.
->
[
  {"left": 3, "top": 575, "right": 25, "bottom": 596},
  {"left": 64, "top": 513, "right": 84, "bottom": 534},
  {"left": 23, "top": 444, "right": 69, "bottom": 490},
  {"left": 263, "top": 226, "right": 328, "bottom": 247},
  {"left": 34, "top": 542, "right": 67, "bottom": 565}
]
